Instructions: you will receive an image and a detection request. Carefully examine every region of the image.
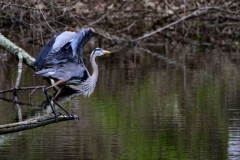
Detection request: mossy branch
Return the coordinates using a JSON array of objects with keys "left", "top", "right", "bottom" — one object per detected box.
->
[{"left": 0, "top": 33, "right": 36, "bottom": 69}]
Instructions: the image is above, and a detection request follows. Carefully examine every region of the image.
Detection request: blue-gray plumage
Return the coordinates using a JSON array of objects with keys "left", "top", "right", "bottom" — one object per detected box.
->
[
  {"left": 34, "top": 32, "right": 62, "bottom": 70},
  {"left": 34, "top": 27, "right": 110, "bottom": 117}
]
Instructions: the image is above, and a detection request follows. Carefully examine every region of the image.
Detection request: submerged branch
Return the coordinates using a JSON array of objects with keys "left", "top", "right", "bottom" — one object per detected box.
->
[
  {"left": 0, "top": 114, "right": 78, "bottom": 134},
  {"left": 15, "top": 53, "right": 23, "bottom": 88}
]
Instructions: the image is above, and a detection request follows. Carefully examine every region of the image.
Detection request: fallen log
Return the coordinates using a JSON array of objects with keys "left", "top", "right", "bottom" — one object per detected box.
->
[{"left": 0, "top": 113, "right": 78, "bottom": 134}]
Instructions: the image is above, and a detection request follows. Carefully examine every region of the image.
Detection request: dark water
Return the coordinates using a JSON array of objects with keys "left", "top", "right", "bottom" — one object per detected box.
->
[{"left": 0, "top": 40, "right": 240, "bottom": 160}]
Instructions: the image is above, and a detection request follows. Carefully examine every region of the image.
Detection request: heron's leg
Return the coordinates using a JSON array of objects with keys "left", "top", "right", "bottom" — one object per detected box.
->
[
  {"left": 44, "top": 79, "right": 77, "bottom": 119},
  {"left": 43, "top": 89, "right": 62, "bottom": 122},
  {"left": 53, "top": 87, "right": 69, "bottom": 114},
  {"left": 52, "top": 86, "right": 71, "bottom": 115},
  {"left": 53, "top": 86, "right": 63, "bottom": 100},
  {"left": 53, "top": 99, "right": 79, "bottom": 122},
  {"left": 52, "top": 86, "right": 78, "bottom": 119},
  {"left": 43, "top": 79, "right": 69, "bottom": 117},
  {"left": 45, "top": 79, "right": 68, "bottom": 92}
]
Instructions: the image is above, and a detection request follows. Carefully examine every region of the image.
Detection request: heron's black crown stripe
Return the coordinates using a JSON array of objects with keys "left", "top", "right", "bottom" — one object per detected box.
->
[{"left": 93, "top": 48, "right": 101, "bottom": 52}]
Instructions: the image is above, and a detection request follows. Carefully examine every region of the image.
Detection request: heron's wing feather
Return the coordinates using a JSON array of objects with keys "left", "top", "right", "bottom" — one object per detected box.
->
[
  {"left": 44, "top": 31, "right": 77, "bottom": 66},
  {"left": 52, "top": 31, "right": 77, "bottom": 53},
  {"left": 44, "top": 28, "right": 95, "bottom": 67},
  {"left": 42, "top": 42, "right": 90, "bottom": 81},
  {"left": 44, "top": 42, "right": 74, "bottom": 67},
  {"left": 34, "top": 31, "right": 77, "bottom": 70},
  {"left": 34, "top": 32, "right": 62, "bottom": 70},
  {"left": 35, "top": 68, "right": 57, "bottom": 78},
  {"left": 35, "top": 63, "right": 89, "bottom": 82},
  {"left": 70, "top": 28, "right": 95, "bottom": 58}
]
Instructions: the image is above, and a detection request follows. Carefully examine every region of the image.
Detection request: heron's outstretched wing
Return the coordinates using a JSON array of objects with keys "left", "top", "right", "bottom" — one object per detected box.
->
[
  {"left": 34, "top": 28, "right": 94, "bottom": 70},
  {"left": 52, "top": 31, "right": 77, "bottom": 53},
  {"left": 44, "top": 28, "right": 95, "bottom": 67},
  {"left": 34, "top": 31, "right": 77, "bottom": 70},
  {"left": 34, "top": 32, "right": 62, "bottom": 70},
  {"left": 70, "top": 28, "right": 95, "bottom": 57}
]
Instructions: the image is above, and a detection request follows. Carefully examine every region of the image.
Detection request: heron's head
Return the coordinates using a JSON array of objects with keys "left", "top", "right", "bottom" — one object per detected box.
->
[{"left": 92, "top": 48, "right": 110, "bottom": 57}]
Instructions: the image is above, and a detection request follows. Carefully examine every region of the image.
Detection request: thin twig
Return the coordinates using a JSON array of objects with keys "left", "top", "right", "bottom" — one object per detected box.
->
[
  {"left": 44, "top": 0, "right": 79, "bottom": 9},
  {"left": 39, "top": 8, "right": 56, "bottom": 34},
  {"left": 117, "top": 21, "right": 137, "bottom": 32},
  {"left": 0, "top": 2, "right": 43, "bottom": 10},
  {"left": 0, "top": 2, "right": 11, "bottom": 10},
  {"left": 162, "top": 0, "right": 188, "bottom": 29},
  {"left": 84, "top": 11, "right": 109, "bottom": 27},
  {"left": 0, "top": 97, "right": 34, "bottom": 107},
  {"left": 0, "top": 53, "right": 8, "bottom": 72},
  {"left": 0, "top": 1, "right": 79, "bottom": 10},
  {"left": 0, "top": 9, "right": 32, "bottom": 27},
  {"left": 0, "top": 86, "right": 45, "bottom": 94},
  {"left": 66, "top": 10, "right": 83, "bottom": 27}
]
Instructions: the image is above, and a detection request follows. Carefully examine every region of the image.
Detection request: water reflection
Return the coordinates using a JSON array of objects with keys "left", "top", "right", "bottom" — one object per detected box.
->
[
  {"left": 0, "top": 42, "right": 240, "bottom": 159},
  {"left": 228, "top": 108, "right": 240, "bottom": 160}
]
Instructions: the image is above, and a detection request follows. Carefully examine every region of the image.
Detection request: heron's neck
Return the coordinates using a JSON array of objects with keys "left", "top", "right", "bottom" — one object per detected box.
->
[{"left": 90, "top": 53, "right": 98, "bottom": 80}]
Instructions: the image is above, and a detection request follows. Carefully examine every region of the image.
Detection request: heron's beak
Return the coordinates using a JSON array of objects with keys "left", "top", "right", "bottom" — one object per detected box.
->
[{"left": 103, "top": 50, "right": 111, "bottom": 55}]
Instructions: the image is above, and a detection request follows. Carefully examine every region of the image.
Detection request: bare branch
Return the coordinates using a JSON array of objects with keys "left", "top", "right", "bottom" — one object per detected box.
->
[
  {"left": 0, "top": 53, "right": 8, "bottom": 72},
  {"left": 39, "top": 8, "right": 56, "bottom": 34},
  {"left": 0, "top": 114, "right": 78, "bottom": 134},
  {"left": 84, "top": 12, "right": 109, "bottom": 27},
  {"left": 0, "top": 1, "right": 78, "bottom": 10},
  {"left": 162, "top": 0, "right": 189, "bottom": 29},
  {"left": 0, "top": 9, "right": 31, "bottom": 27},
  {"left": 117, "top": 21, "right": 137, "bottom": 32},
  {"left": 0, "top": 86, "right": 45, "bottom": 94},
  {"left": 132, "top": 7, "right": 209, "bottom": 42},
  {"left": 0, "top": 97, "right": 34, "bottom": 107}
]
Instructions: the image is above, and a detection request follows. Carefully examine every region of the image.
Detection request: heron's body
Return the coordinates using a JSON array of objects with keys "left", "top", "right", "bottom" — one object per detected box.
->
[
  {"left": 35, "top": 62, "right": 89, "bottom": 85},
  {"left": 34, "top": 28, "right": 110, "bottom": 117}
]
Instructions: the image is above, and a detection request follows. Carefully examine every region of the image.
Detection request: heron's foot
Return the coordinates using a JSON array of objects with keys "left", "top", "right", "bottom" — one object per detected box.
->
[
  {"left": 66, "top": 113, "right": 79, "bottom": 123},
  {"left": 52, "top": 110, "right": 63, "bottom": 122},
  {"left": 53, "top": 110, "right": 63, "bottom": 116}
]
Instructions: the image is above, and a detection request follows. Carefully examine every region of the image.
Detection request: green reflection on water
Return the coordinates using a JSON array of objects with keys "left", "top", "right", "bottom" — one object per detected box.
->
[{"left": 84, "top": 68, "right": 229, "bottom": 159}]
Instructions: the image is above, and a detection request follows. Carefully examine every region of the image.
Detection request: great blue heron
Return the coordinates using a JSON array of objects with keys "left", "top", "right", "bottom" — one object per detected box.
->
[{"left": 34, "top": 28, "right": 110, "bottom": 117}]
